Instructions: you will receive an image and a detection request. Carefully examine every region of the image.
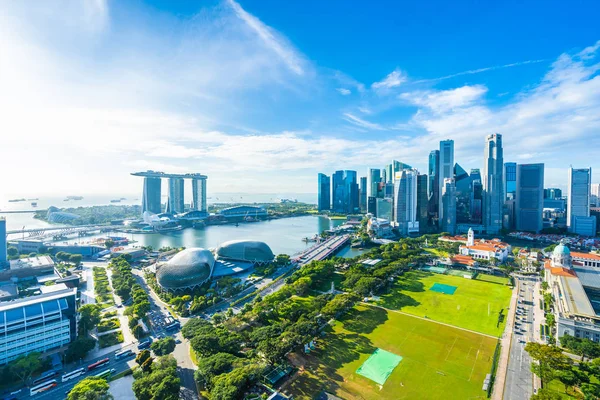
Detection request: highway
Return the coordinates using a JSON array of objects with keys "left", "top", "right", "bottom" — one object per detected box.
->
[{"left": 504, "top": 275, "right": 537, "bottom": 400}]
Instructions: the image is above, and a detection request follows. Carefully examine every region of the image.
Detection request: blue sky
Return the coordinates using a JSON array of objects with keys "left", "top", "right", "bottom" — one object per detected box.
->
[{"left": 1, "top": 0, "right": 599, "bottom": 198}]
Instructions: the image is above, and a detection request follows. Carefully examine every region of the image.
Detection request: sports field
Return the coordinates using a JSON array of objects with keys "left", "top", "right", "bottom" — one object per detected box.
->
[
  {"left": 377, "top": 271, "right": 512, "bottom": 336},
  {"left": 286, "top": 305, "right": 497, "bottom": 400}
]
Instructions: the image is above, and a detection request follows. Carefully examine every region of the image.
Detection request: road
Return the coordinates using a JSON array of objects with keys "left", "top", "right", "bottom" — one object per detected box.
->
[{"left": 503, "top": 275, "right": 537, "bottom": 400}]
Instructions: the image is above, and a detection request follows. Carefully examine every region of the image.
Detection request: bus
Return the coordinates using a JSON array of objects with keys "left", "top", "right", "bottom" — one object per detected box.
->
[
  {"left": 115, "top": 349, "right": 134, "bottom": 360},
  {"left": 87, "top": 358, "right": 110, "bottom": 371},
  {"left": 32, "top": 371, "right": 57, "bottom": 386},
  {"left": 165, "top": 321, "right": 180, "bottom": 331},
  {"left": 93, "top": 369, "right": 115, "bottom": 380},
  {"left": 29, "top": 380, "right": 57, "bottom": 396},
  {"left": 61, "top": 368, "right": 86, "bottom": 383}
]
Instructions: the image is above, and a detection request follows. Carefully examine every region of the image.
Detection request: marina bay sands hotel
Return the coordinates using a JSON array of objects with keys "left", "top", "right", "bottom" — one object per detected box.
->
[{"left": 131, "top": 171, "right": 208, "bottom": 215}]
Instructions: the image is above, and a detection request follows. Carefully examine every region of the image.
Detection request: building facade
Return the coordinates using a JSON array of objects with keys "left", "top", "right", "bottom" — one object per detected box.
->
[
  {"left": 167, "top": 177, "right": 185, "bottom": 214},
  {"left": 367, "top": 196, "right": 377, "bottom": 216},
  {"left": 504, "top": 162, "right": 517, "bottom": 200},
  {"left": 142, "top": 176, "right": 162, "bottom": 214},
  {"left": 0, "top": 286, "right": 77, "bottom": 365},
  {"left": 591, "top": 183, "right": 600, "bottom": 207},
  {"left": 376, "top": 198, "right": 393, "bottom": 222},
  {"left": 368, "top": 169, "right": 381, "bottom": 198},
  {"left": 428, "top": 150, "right": 440, "bottom": 229},
  {"left": 544, "top": 188, "right": 563, "bottom": 199},
  {"left": 568, "top": 167, "right": 596, "bottom": 236},
  {"left": 191, "top": 177, "right": 208, "bottom": 212},
  {"left": 438, "top": 140, "right": 454, "bottom": 225},
  {"left": 459, "top": 228, "right": 510, "bottom": 262},
  {"left": 359, "top": 176, "right": 367, "bottom": 212},
  {"left": 483, "top": 133, "right": 504, "bottom": 234},
  {"left": 516, "top": 163, "right": 544, "bottom": 233},
  {"left": 417, "top": 174, "right": 429, "bottom": 233},
  {"left": 441, "top": 178, "right": 457, "bottom": 234},
  {"left": 0, "top": 218, "right": 6, "bottom": 268},
  {"left": 317, "top": 173, "right": 331, "bottom": 211},
  {"left": 394, "top": 170, "right": 419, "bottom": 235}
]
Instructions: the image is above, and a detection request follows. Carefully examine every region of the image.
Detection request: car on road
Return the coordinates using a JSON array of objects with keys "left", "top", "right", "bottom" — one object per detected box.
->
[{"left": 138, "top": 339, "right": 153, "bottom": 350}]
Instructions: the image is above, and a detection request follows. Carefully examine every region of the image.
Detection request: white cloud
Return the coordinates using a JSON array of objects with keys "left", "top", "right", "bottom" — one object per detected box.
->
[
  {"left": 372, "top": 68, "right": 407, "bottom": 91},
  {"left": 400, "top": 85, "right": 488, "bottom": 113},
  {"left": 342, "top": 113, "right": 384, "bottom": 130},
  {"left": 336, "top": 88, "right": 351, "bottom": 95},
  {"left": 226, "top": 0, "right": 305, "bottom": 76}
]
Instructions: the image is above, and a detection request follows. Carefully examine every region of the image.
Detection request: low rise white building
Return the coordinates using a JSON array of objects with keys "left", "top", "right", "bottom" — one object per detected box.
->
[
  {"left": 458, "top": 228, "right": 510, "bottom": 262},
  {"left": 367, "top": 217, "right": 394, "bottom": 239}
]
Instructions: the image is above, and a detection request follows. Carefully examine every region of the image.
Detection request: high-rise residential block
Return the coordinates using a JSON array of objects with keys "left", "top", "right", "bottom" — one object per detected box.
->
[
  {"left": 516, "top": 163, "right": 544, "bottom": 233},
  {"left": 317, "top": 173, "right": 331, "bottom": 211},
  {"left": 438, "top": 140, "right": 454, "bottom": 224},
  {"left": 483, "top": 133, "right": 504, "bottom": 234},
  {"left": 394, "top": 170, "right": 419, "bottom": 235},
  {"left": 568, "top": 167, "right": 596, "bottom": 236},
  {"left": 441, "top": 178, "right": 456, "bottom": 234}
]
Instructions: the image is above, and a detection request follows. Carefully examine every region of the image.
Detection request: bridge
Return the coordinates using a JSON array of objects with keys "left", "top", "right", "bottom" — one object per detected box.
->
[
  {"left": 6, "top": 224, "right": 116, "bottom": 240},
  {"left": 293, "top": 234, "right": 351, "bottom": 266}
]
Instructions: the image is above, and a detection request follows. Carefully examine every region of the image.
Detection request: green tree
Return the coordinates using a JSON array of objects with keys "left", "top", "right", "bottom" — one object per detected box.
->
[
  {"left": 151, "top": 337, "right": 176, "bottom": 356},
  {"left": 556, "top": 368, "right": 578, "bottom": 394},
  {"left": 7, "top": 246, "right": 18, "bottom": 257},
  {"left": 10, "top": 352, "right": 42, "bottom": 384},
  {"left": 68, "top": 377, "right": 113, "bottom": 400},
  {"left": 581, "top": 383, "right": 600, "bottom": 400},
  {"left": 65, "top": 337, "right": 97, "bottom": 363},
  {"left": 530, "top": 388, "right": 562, "bottom": 400},
  {"left": 79, "top": 304, "right": 102, "bottom": 335},
  {"left": 136, "top": 349, "right": 151, "bottom": 366},
  {"left": 275, "top": 254, "right": 291, "bottom": 266},
  {"left": 133, "top": 355, "right": 180, "bottom": 400},
  {"left": 525, "top": 343, "right": 572, "bottom": 387},
  {"left": 104, "top": 239, "right": 115, "bottom": 249},
  {"left": 541, "top": 281, "right": 549, "bottom": 291},
  {"left": 69, "top": 254, "right": 83, "bottom": 266},
  {"left": 194, "top": 353, "right": 238, "bottom": 389}
]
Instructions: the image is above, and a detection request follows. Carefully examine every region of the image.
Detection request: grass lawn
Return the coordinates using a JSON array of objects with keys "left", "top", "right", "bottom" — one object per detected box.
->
[
  {"left": 286, "top": 304, "right": 497, "bottom": 400},
  {"left": 376, "top": 271, "right": 512, "bottom": 336},
  {"left": 423, "top": 248, "right": 449, "bottom": 258},
  {"left": 475, "top": 274, "right": 509, "bottom": 285}
]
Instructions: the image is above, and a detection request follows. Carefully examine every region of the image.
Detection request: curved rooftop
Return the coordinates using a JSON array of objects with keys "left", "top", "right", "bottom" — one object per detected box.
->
[
  {"left": 554, "top": 243, "right": 571, "bottom": 257},
  {"left": 156, "top": 248, "right": 215, "bottom": 290},
  {"left": 215, "top": 240, "right": 274, "bottom": 263}
]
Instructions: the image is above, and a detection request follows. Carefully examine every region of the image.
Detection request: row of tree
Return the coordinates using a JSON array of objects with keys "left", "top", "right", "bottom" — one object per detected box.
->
[{"left": 133, "top": 353, "right": 180, "bottom": 400}]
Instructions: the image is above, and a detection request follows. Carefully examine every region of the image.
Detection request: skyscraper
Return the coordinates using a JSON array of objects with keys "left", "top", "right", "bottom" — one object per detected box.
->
[
  {"left": 592, "top": 183, "right": 600, "bottom": 207},
  {"left": 438, "top": 140, "right": 454, "bottom": 224},
  {"left": 367, "top": 196, "right": 377, "bottom": 216},
  {"left": 394, "top": 170, "right": 419, "bottom": 235},
  {"left": 191, "top": 177, "right": 208, "bottom": 212},
  {"left": 381, "top": 168, "right": 387, "bottom": 186},
  {"left": 167, "top": 177, "right": 185, "bottom": 214},
  {"left": 317, "top": 173, "right": 331, "bottom": 211},
  {"left": 385, "top": 164, "right": 393, "bottom": 184},
  {"left": 417, "top": 174, "right": 429, "bottom": 233},
  {"left": 441, "top": 178, "right": 456, "bottom": 234},
  {"left": 428, "top": 150, "right": 440, "bottom": 228},
  {"left": 368, "top": 169, "right": 381, "bottom": 198},
  {"left": 141, "top": 176, "right": 162, "bottom": 215},
  {"left": 483, "top": 133, "right": 504, "bottom": 234},
  {"left": 376, "top": 198, "right": 393, "bottom": 221},
  {"left": 504, "top": 162, "right": 517, "bottom": 200},
  {"left": 359, "top": 176, "right": 367, "bottom": 211},
  {"left": 568, "top": 167, "right": 596, "bottom": 236},
  {"left": 392, "top": 160, "right": 412, "bottom": 183},
  {"left": 454, "top": 163, "right": 472, "bottom": 224},
  {"left": 332, "top": 170, "right": 344, "bottom": 213},
  {"left": 0, "top": 217, "right": 7, "bottom": 269},
  {"left": 516, "top": 163, "right": 544, "bottom": 233},
  {"left": 544, "top": 188, "right": 563, "bottom": 199},
  {"left": 470, "top": 169, "right": 483, "bottom": 225}
]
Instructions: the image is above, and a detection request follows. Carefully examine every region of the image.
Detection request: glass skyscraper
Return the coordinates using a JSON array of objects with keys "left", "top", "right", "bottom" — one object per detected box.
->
[
  {"left": 359, "top": 176, "right": 367, "bottom": 211},
  {"left": 142, "top": 176, "right": 162, "bottom": 215},
  {"left": 504, "top": 162, "right": 517, "bottom": 200},
  {"left": 368, "top": 168, "right": 381, "bottom": 198},
  {"left": 483, "top": 133, "right": 504, "bottom": 234},
  {"left": 0, "top": 218, "right": 6, "bottom": 268},
  {"left": 441, "top": 178, "right": 456, "bottom": 234},
  {"left": 394, "top": 169, "right": 419, "bottom": 235},
  {"left": 191, "top": 177, "right": 208, "bottom": 212},
  {"left": 317, "top": 173, "right": 331, "bottom": 211},
  {"left": 332, "top": 170, "right": 358, "bottom": 214},
  {"left": 516, "top": 163, "right": 544, "bottom": 233},
  {"left": 428, "top": 150, "right": 440, "bottom": 228},
  {"left": 568, "top": 167, "right": 596, "bottom": 236},
  {"left": 167, "top": 177, "right": 185, "bottom": 214},
  {"left": 417, "top": 174, "right": 429, "bottom": 233},
  {"left": 438, "top": 141, "right": 454, "bottom": 224}
]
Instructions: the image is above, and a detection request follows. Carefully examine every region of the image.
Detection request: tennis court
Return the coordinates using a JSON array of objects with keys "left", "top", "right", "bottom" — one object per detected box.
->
[
  {"left": 429, "top": 283, "right": 457, "bottom": 295},
  {"left": 421, "top": 266, "right": 447, "bottom": 274},
  {"left": 356, "top": 348, "right": 403, "bottom": 385}
]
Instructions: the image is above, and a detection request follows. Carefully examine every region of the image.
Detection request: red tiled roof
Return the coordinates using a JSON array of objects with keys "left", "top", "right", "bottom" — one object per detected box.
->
[
  {"left": 571, "top": 252, "right": 600, "bottom": 261},
  {"left": 451, "top": 255, "right": 477, "bottom": 266},
  {"left": 550, "top": 267, "right": 577, "bottom": 277}
]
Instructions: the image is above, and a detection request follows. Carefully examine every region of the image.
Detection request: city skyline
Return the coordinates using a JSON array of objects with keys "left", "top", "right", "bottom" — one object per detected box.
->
[{"left": 1, "top": 1, "right": 600, "bottom": 196}]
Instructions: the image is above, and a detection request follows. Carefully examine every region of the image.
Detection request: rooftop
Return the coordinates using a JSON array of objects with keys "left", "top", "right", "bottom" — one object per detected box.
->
[
  {"left": 573, "top": 264, "right": 600, "bottom": 290},
  {"left": 0, "top": 286, "right": 76, "bottom": 312},
  {"left": 559, "top": 274, "right": 596, "bottom": 317},
  {"left": 572, "top": 252, "right": 600, "bottom": 261},
  {"left": 40, "top": 283, "right": 69, "bottom": 294},
  {"left": 9, "top": 255, "right": 54, "bottom": 270}
]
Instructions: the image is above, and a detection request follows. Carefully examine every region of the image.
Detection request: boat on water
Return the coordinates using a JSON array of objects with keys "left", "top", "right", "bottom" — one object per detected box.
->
[
  {"left": 8, "top": 198, "right": 25, "bottom": 203},
  {"left": 110, "top": 199, "right": 122, "bottom": 203},
  {"left": 66, "top": 196, "right": 83, "bottom": 200},
  {"left": 302, "top": 235, "right": 319, "bottom": 243},
  {"left": 31, "top": 202, "right": 38, "bottom": 207}
]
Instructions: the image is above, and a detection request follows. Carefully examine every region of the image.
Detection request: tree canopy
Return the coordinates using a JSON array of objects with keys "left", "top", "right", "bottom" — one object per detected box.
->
[{"left": 68, "top": 377, "right": 113, "bottom": 400}]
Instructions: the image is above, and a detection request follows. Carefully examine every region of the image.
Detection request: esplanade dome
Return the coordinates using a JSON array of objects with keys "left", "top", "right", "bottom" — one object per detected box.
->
[
  {"left": 215, "top": 240, "right": 274, "bottom": 264},
  {"left": 156, "top": 248, "right": 215, "bottom": 291}
]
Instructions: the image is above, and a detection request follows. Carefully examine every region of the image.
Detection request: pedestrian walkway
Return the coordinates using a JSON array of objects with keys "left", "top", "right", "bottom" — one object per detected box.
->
[{"left": 492, "top": 277, "right": 519, "bottom": 400}]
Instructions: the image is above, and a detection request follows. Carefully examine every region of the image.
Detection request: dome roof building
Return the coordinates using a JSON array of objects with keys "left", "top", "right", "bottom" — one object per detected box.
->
[
  {"left": 156, "top": 248, "right": 215, "bottom": 292},
  {"left": 551, "top": 242, "right": 572, "bottom": 269},
  {"left": 215, "top": 240, "right": 274, "bottom": 264}
]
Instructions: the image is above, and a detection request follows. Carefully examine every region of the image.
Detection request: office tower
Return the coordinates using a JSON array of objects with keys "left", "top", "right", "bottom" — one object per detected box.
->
[
  {"left": 166, "top": 177, "right": 185, "bottom": 214},
  {"left": 384, "top": 182, "right": 394, "bottom": 199},
  {"left": 438, "top": 140, "right": 454, "bottom": 224},
  {"left": 504, "top": 162, "right": 517, "bottom": 200},
  {"left": 191, "top": 177, "right": 207, "bottom": 212},
  {"left": 381, "top": 168, "right": 387, "bottom": 186},
  {"left": 483, "top": 133, "right": 504, "bottom": 234},
  {"left": 344, "top": 171, "right": 359, "bottom": 214},
  {"left": 332, "top": 170, "right": 345, "bottom": 213},
  {"left": 441, "top": 178, "right": 457, "bottom": 234},
  {"left": 141, "top": 176, "right": 162, "bottom": 215},
  {"left": 367, "top": 196, "right": 377, "bottom": 216},
  {"left": 544, "top": 188, "right": 563, "bottom": 199},
  {"left": 454, "top": 163, "right": 472, "bottom": 224},
  {"left": 516, "top": 164, "right": 544, "bottom": 233},
  {"left": 359, "top": 176, "right": 367, "bottom": 212},
  {"left": 417, "top": 174, "right": 429, "bottom": 233},
  {"left": 0, "top": 218, "right": 7, "bottom": 268},
  {"left": 376, "top": 198, "right": 393, "bottom": 222},
  {"left": 428, "top": 150, "right": 440, "bottom": 228},
  {"left": 394, "top": 170, "right": 419, "bottom": 235},
  {"left": 0, "top": 286, "right": 77, "bottom": 365},
  {"left": 470, "top": 169, "right": 483, "bottom": 225},
  {"left": 317, "top": 173, "right": 331, "bottom": 211},
  {"left": 392, "top": 160, "right": 413, "bottom": 183},
  {"left": 592, "top": 183, "right": 600, "bottom": 207},
  {"left": 385, "top": 164, "right": 393, "bottom": 184},
  {"left": 368, "top": 169, "right": 381, "bottom": 198},
  {"left": 568, "top": 167, "right": 596, "bottom": 236}
]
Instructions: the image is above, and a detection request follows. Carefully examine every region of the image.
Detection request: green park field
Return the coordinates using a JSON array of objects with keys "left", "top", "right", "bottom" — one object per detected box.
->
[
  {"left": 287, "top": 305, "right": 498, "bottom": 400},
  {"left": 376, "top": 271, "right": 512, "bottom": 336}
]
